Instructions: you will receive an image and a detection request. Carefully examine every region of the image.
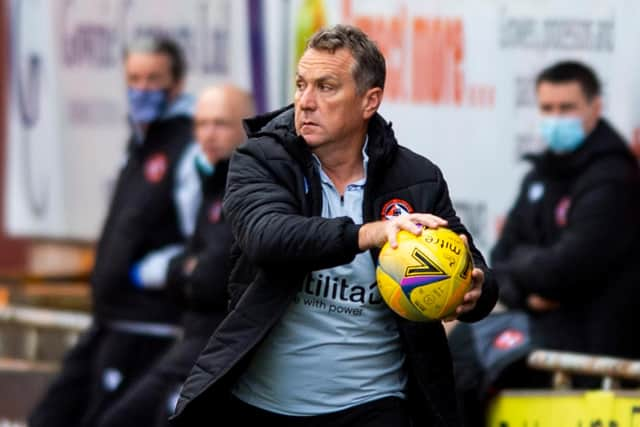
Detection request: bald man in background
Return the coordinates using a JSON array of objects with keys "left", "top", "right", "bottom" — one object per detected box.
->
[{"left": 98, "top": 84, "right": 255, "bottom": 427}]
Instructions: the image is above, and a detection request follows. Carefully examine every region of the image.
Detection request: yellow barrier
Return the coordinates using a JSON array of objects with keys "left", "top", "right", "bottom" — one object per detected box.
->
[{"left": 487, "top": 389, "right": 640, "bottom": 426}]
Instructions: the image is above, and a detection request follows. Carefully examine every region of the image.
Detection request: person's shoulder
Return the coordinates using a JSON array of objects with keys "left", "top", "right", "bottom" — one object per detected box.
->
[
  {"left": 583, "top": 120, "right": 638, "bottom": 176},
  {"left": 582, "top": 151, "right": 639, "bottom": 184},
  {"left": 238, "top": 134, "right": 292, "bottom": 162},
  {"left": 230, "top": 135, "right": 304, "bottom": 185},
  {"left": 391, "top": 145, "right": 443, "bottom": 181},
  {"left": 395, "top": 145, "right": 437, "bottom": 165},
  {"left": 156, "top": 115, "right": 194, "bottom": 143},
  {"left": 164, "top": 114, "right": 194, "bottom": 130},
  {"left": 238, "top": 105, "right": 297, "bottom": 161}
]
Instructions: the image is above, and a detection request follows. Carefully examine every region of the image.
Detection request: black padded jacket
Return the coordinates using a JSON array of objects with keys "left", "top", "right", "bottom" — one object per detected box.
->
[
  {"left": 491, "top": 118, "right": 640, "bottom": 362},
  {"left": 91, "top": 115, "right": 193, "bottom": 324}
]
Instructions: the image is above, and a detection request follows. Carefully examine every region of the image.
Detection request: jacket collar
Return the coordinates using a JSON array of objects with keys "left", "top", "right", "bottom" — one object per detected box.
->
[
  {"left": 525, "top": 118, "right": 634, "bottom": 177},
  {"left": 242, "top": 104, "right": 399, "bottom": 169},
  {"left": 197, "top": 159, "right": 229, "bottom": 192}
]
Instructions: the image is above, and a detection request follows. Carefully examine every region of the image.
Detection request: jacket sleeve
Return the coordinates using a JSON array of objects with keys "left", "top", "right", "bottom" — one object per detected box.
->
[
  {"left": 91, "top": 206, "right": 149, "bottom": 294},
  {"left": 431, "top": 166, "right": 499, "bottom": 322},
  {"left": 490, "top": 176, "right": 531, "bottom": 266},
  {"left": 183, "top": 227, "right": 233, "bottom": 308},
  {"left": 223, "top": 139, "right": 362, "bottom": 271},
  {"left": 489, "top": 177, "right": 533, "bottom": 309},
  {"left": 494, "top": 179, "right": 637, "bottom": 303}
]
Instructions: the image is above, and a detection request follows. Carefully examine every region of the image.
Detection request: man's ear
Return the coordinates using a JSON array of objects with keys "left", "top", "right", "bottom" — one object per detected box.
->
[
  {"left": 362, "top": 87, "right": 383, "bottom": 120},
  {"left": 585, "top": 94, "right": 602, "bottom": 133},
  {"left": 592, "top": 94, "right": 603, "bottom": 117}
]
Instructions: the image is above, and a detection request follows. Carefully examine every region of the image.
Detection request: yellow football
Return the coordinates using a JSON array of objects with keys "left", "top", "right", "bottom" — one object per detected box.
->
[{"left": 376, "top": 227, "right": 474, "bottom": 322}]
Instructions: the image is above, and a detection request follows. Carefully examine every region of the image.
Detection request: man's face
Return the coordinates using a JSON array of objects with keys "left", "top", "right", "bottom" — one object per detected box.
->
[
  {"left": 125, "top": 52, "right": 179, "bottom": 99},
  {"left": 294, "top": 48, "right": 373, "bottom": 149},
  {"left": 536, "top": 81, "right": 601, "bottom": 134},
  {"left": 194, "top": 89, "right": 247, "bottom": 165}
]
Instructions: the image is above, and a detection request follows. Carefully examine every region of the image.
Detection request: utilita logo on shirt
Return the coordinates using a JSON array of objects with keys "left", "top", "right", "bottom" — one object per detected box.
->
[{"left": 302, "top": 273, "right": 383, "bottom": 306}]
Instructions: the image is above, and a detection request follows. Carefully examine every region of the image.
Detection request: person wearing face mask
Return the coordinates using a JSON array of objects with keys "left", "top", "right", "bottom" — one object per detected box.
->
[
  {"left": 94, "top": 84, "right": 254, "bottom": 427},
  {"left": 449, "top": 60, "right": 640, "bottom": 427},
  {"left": 171, "top": 24, "right": 497, "bottom": 427},
  {"left": 28, "top": 36, "right": 196, "bottom": 427}
]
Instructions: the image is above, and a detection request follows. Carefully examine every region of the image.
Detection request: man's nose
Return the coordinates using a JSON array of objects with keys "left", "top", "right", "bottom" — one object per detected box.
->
[
  {"left": 197, "top": 124, "right": 219, "bottom": 140},
  {"left": 298, "top": 86, "right": 317, "bottom": 110}
]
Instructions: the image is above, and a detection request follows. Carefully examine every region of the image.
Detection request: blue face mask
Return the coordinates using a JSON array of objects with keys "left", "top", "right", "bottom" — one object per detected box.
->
[
  {"left": 127, "top": 87, "right": 169, "bottom": 123},
  {"left": 539, "top": 116, "right": 586, "bottom": 154}
]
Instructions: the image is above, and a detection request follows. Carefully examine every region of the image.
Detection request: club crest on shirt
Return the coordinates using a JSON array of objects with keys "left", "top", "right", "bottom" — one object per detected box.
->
[
  {"left": 381, "top": 198, "right": 414, "bottom": 220},
  {"left": 555, "top": 196, "right": 571, "bottom": 227},
  {"left": 144, "top": 152, "right": 168, "bottom": 183},
  {"left": 209, "top": 199, "right": 223, "bottom": 223},
  {"left": 493, "top": 329, "right": 525, "bottom": 350}
]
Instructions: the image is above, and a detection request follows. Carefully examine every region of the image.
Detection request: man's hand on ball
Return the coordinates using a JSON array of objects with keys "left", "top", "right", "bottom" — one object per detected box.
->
[
  {"left": 358, "top": 213, "right": 447, "bottom": 250},
  {"left": 442, "top": 266, "right": 484, "bottom": 322}
]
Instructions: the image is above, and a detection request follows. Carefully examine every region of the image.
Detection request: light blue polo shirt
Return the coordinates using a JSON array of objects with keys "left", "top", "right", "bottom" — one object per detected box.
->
[{"left": 232, "top": 140, "right": 407, "bottom": 415}]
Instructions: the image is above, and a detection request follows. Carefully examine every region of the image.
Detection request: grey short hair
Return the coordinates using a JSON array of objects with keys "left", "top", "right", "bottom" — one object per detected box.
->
[
  {"left": 123, "top": 35, "right": 187, "bottom": 83},
  {"left": 306, "top": 24, "right": 386, "bottom": 95}
]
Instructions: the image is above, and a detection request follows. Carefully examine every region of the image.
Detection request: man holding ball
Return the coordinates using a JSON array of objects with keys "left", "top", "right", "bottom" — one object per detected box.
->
[{"left": 171, "top": 24, "right": 498, "bottom": 427}]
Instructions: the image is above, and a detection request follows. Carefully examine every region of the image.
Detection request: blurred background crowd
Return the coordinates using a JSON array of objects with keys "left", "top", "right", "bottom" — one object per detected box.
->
[{"left": 1, "top": 0, "right": 640, "bottom": 426}]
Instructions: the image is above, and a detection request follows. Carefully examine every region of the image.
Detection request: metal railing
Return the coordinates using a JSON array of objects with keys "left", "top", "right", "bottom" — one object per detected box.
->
[
  {"left": 0, "top": 305, "right": 91, "bottom": 361},
  {"left": 528, "top": 349, "right": 640, "bottom": 390}
]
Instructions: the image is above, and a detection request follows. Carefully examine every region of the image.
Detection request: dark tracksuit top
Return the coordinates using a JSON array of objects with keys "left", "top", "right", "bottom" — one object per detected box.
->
[
  {"left": 491, "top": 118, "right": 640, "bottom": 362},
  {"left": 167, "top": 160, "right": 233, "bottom": 337},
  {"left": 91, "top": 114, "right": 193, "bottom": 325},
  {"left": 89, "top": 159, "right": 235, "bottom": 427},
  {"left": 27, "top": 104, "right": 196, "bottom": 427}
]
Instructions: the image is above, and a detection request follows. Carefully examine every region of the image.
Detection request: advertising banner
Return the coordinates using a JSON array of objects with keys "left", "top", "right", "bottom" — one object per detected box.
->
[
  {"left": 284, "top": 0, "right": 640, "bottom": 254},
  {"left": 6, "top": 0, "right": 254, "bottom": 239},
  {"left": 7, "top": 0, "right": 640, "bottom": 254}
]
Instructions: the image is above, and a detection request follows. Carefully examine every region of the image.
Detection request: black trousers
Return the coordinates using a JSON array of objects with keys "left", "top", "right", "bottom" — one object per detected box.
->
[
  {"left": 229, "top": 395, "right": 411, "bottom": 427},
  {"left": 97, "top": 333, "right": 210, "bottom": 427},
  {"left": 28, "top": 325, "right": 175, "bottom": 427}
]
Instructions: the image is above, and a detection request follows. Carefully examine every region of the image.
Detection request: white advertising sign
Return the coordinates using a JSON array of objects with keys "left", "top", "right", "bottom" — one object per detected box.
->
[
  {"left": 283, "top": 0, "right": 640, "bottom": 254},
  {"left": 6, "top": 0, "right": 253, "bottom": 240},
  {"left": 7, "top": 0, "right": 640, "bottom": 256}
]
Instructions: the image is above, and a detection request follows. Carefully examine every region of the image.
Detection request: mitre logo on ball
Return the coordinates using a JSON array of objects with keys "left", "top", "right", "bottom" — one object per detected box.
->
[{"left": 376, "top": 227, "right": 473, "bottom": 322}]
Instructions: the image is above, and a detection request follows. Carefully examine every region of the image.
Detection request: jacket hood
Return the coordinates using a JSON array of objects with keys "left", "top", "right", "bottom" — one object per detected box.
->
[
  {"left": 525, "top": 118, "right": 635, "bottom": 177},
  {"left": 243, "top": 103, "right": 295, "bottom": 136}
]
